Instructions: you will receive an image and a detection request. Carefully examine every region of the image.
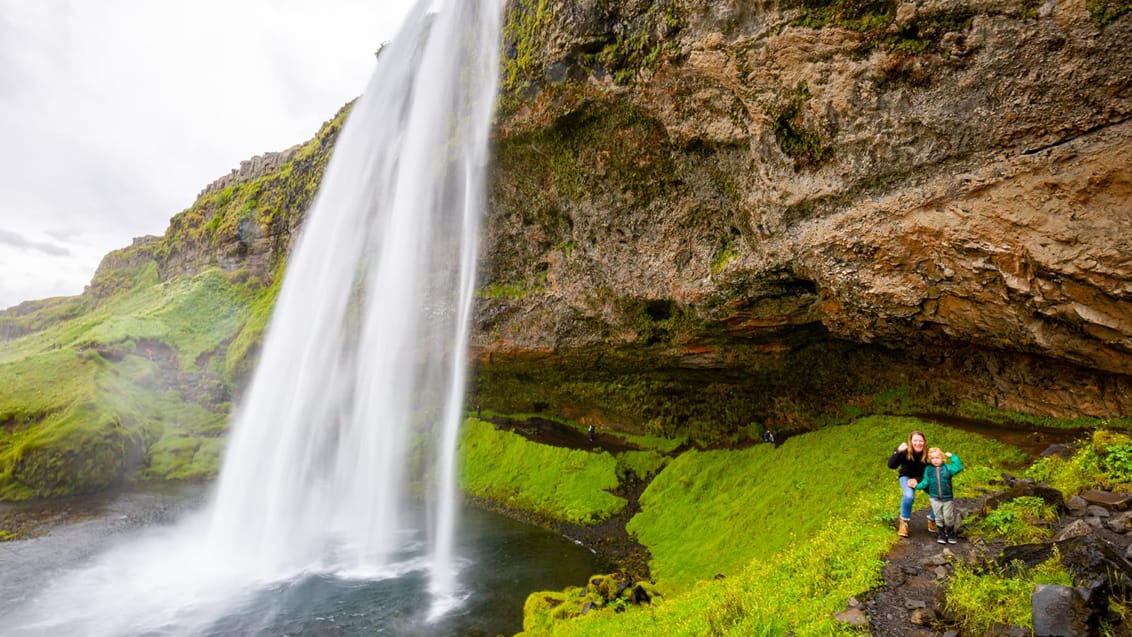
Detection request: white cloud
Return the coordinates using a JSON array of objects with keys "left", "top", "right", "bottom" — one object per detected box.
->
[{"left": 0, "top": 0, "right": 415, "bottom": 309}]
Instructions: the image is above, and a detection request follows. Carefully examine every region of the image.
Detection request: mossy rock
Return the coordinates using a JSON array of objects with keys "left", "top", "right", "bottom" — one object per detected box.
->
[{"left": 4, "top": 404, "right": 139, "bottom": 498}]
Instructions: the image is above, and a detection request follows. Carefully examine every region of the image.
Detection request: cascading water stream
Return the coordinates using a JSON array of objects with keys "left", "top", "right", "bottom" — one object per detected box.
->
[
  {"left": 207, "top": 0, "right": 501, "bottom": 592},
  {"left": 6, "top": 1, "right": 503, "bottom": 634}
]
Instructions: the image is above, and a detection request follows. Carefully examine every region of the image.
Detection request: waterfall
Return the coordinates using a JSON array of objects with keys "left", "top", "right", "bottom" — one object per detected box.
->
[
  {"left": 6, "top": 1, "right": 504, "bottom": 633},
  {"left": 207, "top": 0, "right": 502, "bottom": 595}
]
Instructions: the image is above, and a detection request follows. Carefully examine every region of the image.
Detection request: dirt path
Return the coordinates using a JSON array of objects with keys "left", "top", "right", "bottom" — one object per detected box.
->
[
  {"left": 485, "top": 415, "right": 644, "bottom": 453},
  {"left": 864, "top": 500, "right": 1003, "bottom": 636}
]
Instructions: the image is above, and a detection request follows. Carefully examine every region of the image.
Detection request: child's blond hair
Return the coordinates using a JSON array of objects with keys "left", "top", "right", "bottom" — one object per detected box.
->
[{"left": 926, "top": 447, "right": 945, "bottom": 462}]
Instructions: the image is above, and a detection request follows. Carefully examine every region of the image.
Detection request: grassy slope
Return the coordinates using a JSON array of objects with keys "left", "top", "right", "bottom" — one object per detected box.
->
[
  {"left": 501, "top": 416, "right": 1031, "bottom": 636},
  {"left": 459, "top": 418, "right": 627, "bottom": 525},
  {"left": 0, "top": 267, "right": 275, "bottom": 498},
  {"left": 0, "top": 107, "right": 346, "bottom": 500}
]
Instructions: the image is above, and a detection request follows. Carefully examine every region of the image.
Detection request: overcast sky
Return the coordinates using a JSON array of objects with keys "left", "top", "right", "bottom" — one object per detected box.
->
[{"left": 0, "top": 0, "right": 416, "bottom": 310}]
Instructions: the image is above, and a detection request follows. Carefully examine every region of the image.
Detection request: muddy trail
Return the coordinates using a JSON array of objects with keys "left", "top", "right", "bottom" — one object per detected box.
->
[
  {"left": 864, "top": 502, "right": 1003, "bottom": 636},
  {"left": 484, "top": 415, "right": 645, "bottom": 454}
]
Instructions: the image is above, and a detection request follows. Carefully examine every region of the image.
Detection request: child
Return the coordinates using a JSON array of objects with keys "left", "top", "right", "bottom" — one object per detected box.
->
[{"left": 915, "top": 447, "right": 963, "bottom": 544}]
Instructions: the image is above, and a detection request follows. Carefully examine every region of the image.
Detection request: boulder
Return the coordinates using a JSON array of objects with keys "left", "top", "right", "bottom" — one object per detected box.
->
[
  {"left": 1080, "top": 490, "right": 1132, "bottom": 511},
  {"left": 1031, "top": 584, "right": 1096, "bottom": 637}
]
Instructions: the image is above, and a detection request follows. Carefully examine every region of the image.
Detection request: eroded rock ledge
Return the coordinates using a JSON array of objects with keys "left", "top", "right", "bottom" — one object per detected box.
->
[{"left": 469, "top": 0, "right": 1132, "bottom": 429}]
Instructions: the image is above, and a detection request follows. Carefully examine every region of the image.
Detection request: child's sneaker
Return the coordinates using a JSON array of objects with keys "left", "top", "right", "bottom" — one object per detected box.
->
[
  {"left": 947, "top": 527, "right": 958, "bottom": 544},
  {"left": 936, "top": 528, "right": 947, "bottom": 544}
]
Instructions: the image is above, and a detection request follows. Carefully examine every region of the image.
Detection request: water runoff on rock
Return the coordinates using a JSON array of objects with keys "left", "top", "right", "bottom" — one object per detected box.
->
[{"left": 7, "top": 1, "right": 504, "bottom": 634}]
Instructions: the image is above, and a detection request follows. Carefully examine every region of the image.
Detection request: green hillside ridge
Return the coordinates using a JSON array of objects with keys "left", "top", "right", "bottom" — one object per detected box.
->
[
  {"left": 0, "top": 266, "right": 272, "bottom": 498},
  {"left": 0, "top": 105, "right": 350, "bottom": 499}
]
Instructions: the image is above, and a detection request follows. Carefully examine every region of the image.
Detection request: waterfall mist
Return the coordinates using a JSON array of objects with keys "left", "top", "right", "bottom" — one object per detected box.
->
[{"left": 7, "top": 1, "right": 503, "bottom": 633}]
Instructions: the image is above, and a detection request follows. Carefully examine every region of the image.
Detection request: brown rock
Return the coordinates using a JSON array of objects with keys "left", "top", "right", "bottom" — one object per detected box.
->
[{"left": 1080, "top": 490, "right": 1132, "bottom": 511}]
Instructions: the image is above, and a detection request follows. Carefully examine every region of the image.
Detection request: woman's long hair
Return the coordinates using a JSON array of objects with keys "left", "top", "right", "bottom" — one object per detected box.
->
[{"left": 905, "top": 430, "right": 927, "bottom": 461}]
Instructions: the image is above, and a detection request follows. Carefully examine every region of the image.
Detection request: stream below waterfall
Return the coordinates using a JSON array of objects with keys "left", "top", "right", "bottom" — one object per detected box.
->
[{"left": 0, "top": 482, "right": 609, "bottom": 636}]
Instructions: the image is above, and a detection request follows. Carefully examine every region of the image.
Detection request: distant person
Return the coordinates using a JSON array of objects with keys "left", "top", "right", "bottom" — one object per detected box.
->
[
  {"left": 588, "top": 424, "right": 595, "bottom": 443},
  {"left": 887, "top": 430, "right": 937, "bottom": 537},
  {"left": 916, "top": 448, "right": 963, "bottom": 544},
  {"left": 476, "top": 404, "right": 481, "bottom": 418},
  {"left": 763, "top": 429, "right": 774, "bottom": 444}
]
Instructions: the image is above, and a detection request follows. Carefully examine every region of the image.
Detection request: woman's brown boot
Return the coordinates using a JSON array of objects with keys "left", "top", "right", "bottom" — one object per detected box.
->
[
  {"left": 927, "top": 518, "right": 938, "bottom": 533},
  {"left": 898, "top": 518, "right": 909, "bottom": 537}
]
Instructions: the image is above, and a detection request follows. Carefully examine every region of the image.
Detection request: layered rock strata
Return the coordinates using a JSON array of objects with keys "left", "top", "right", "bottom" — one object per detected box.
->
[{"left": 469, "top": 0, "right": 1132, "bottom": 429}]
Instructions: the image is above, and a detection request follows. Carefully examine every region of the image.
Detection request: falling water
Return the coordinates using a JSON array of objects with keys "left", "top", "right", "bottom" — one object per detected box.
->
[
  {"left": 208, "top": 0, "right": 501, "bottom": 596},
  {"left": 6, "top": 1, "right": 504, "bottom": 634}
]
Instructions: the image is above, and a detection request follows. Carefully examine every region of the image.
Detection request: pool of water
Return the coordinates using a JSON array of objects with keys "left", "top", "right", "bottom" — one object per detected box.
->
[{"left": 0, "top": 483, "right": 609, "bottom": 636}]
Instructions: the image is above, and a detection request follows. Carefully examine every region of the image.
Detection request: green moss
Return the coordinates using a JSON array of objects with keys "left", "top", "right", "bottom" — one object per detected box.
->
[
  {"left": 1088, "top": 0, "right": 1132, "bottom": 25},
  {"left": 0, "top": 296, "right": 90, "bottom": 340},
  {"left": 956, "top": 399, "right": 1130, "bottom": 430},
  {"left": 967, "top": 495, "right": 1059, "bottom": 543},
  {"left": 876, "top": 7, "right": 977, "bottom": 54},
  {"left": 224, "top": 267, "right": 283, "bottom": 380},
  {"left": 787, "top": 0, "right": 896, "bottom": 32},
  {"left": 143, "top": 435, "right": 222, "bottom": 480},
  {"left": 478, "top": 281, "right": 537, "bottom": 300},
  {"left": 528, "top": 417, "right": 1025, "bottom": 635},
  {"left": 599, "top": 0, "right": 684, "bottom": 85},
  {"left": 787, "top": 0, "right": 980, "bottom": 60},
  {"left": 625, "top": 417, "right": 1025, "bottom": 593},
  {"left": 709, "top": 235, "right": 740, "bottom": 275},
  {"left": 2, "top": 401, "right": 137, "bottom": 498},
  {"left": 0, "top": 266, "right": 261, "bottom": 498},
  {"left": 772, "top": 83, "right": 832, "bottom": 168},
  {"left": 458, "top": 418, "right": 626, "bottom": 525},
  {"left": 502, "top": 0, "right": 553, "bottom": 92},
  {"left": 614, "top": 449, "right": 668, "bottom": 481}
]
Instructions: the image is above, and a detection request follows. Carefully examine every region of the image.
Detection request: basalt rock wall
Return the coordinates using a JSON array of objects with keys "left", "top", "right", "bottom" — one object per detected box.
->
[{"left": 469, "top": 0, "right": 1132, "bottom": 429}]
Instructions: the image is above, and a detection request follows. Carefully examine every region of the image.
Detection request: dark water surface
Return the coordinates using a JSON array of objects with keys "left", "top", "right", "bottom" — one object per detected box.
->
[{"left": 0, "top": 483, "right": 609, "bottom": 636}]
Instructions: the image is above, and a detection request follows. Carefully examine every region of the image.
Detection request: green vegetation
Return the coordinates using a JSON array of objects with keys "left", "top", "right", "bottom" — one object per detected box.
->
[
  {"left": 788, "top": 0, "right": 895, "bottom": 33},
  {"left": 1024, "top": 428, "right": 1132, "bottom": 495},
  {"left": 957, "top": 399, "right": 1132, "bottom": 430},
  {"left": 0, "top": 266, "right": 270, "bottom": 498},
  {"left": 1088, "top": 0, "right": 1132, "bottom": 25},
  {"left": 500, "top": 0, "right": 683, "bottom": 94},
  {"left": 709, "top": 235, "right": 740, "bottom": 275},
  {"left": 966, "top": 495, "right": 1059, "bottom": 543},
  {"left": 458, "top": 418, "right": 626, "bottom": 525},
  {"left": 522, "top": 574, "right": 664, "bottom": 634},
  {"left": 502, "top": 0, "right": 553, "bottom": 92},
  {"left": 786, "top": 0, "right": 980, "bottom": 58},
  {"left": 615, "top": 449, "right": 668, "bottom": 482},
  {"left": 515, "top": 416, "right": 1028, "bottom": 635},
  {"left": 627, "top": 417, "right": 1023, "bottom": 593},
  {"left": 594, "top": 0, "right": 683, "bottom": 85},
  {"left": 772, "top": 83, "right": 832, "bottom": 168},
  {"left": 0, "top": 103, "right": 347, "bottom": 500},
  {"left": 946, "top": 558, "right": 1073, "bottom": 634}
]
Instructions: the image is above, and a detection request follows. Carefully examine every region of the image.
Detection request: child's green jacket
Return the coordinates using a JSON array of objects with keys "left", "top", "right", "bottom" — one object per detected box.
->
[{"left": 915, "top": 454, "right": 963, "bottom": 501}]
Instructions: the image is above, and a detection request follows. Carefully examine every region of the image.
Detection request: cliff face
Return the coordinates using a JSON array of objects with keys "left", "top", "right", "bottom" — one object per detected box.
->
[{"left": 470, "top": 0, "right": 1132, "bottom": 429}]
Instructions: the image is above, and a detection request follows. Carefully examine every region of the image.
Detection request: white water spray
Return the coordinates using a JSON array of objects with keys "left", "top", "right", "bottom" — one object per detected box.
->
[
  {"left": 208, "top": 0, "right": 502, "bottom": 596},
  {"left": 209, "top": 0, "right": 500, "bottom": 592},
  {"left": 7, "top": 1, "right": 502, "bottom": 633}
]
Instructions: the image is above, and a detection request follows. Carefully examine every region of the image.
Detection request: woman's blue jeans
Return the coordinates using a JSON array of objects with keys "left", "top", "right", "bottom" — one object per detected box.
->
[{"left": 899, "top": 476, "right": 935, "bottom": 521}]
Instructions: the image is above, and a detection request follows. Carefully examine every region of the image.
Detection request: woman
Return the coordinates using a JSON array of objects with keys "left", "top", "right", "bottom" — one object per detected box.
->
[{"left": 886, "top": 430, "right": 937, "bottom": 537}]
